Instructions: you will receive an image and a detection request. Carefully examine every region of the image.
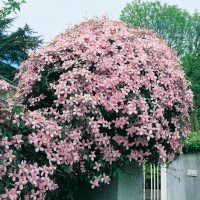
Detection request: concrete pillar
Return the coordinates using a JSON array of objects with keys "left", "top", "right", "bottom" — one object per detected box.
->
[{"left": 167, "top": 154, "right": 200, "bottom": 200}]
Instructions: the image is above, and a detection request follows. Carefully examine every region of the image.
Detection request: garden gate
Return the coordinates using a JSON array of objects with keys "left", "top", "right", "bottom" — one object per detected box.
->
[{"left": 143, "top": 164, "right": 167, "bottom": 200}]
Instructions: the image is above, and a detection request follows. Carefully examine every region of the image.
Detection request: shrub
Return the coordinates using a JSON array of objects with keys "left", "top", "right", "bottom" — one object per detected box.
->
[
  {"left": 0, "top": 16, "right": 193, "bottom": 199},
  {"left": 183, "top": 132, "right": 200, "bottom": 153}
]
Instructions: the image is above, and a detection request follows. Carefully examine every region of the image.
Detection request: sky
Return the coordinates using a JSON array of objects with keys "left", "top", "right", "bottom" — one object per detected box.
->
[{"left": 1, "top": 0, "right": 200, "bottom": 44}]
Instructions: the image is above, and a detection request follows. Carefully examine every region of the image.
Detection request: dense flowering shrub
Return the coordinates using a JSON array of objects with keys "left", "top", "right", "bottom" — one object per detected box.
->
[
  {"left": 0, "top": 80, "right": 10, "bottom": 91},
  {"left": 0, "top": 82, "right": 58, "bottom": 199},
  {"left": 0, "top": 80, "right": 11, "bottom": 123},
  {"left": 0, "top": 16, "right": 193, "bottom": 199}
]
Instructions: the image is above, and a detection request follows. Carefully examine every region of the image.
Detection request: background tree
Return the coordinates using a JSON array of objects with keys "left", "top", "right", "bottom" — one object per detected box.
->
[
  {"left": 0, "top": 0, "right": 26, "bottom": 19},
  {"left": 120, "top": 0, "right": 200, "bottom": 129},
  {"left": 0, "top": 18, "right": 42, "bottom": 81}
]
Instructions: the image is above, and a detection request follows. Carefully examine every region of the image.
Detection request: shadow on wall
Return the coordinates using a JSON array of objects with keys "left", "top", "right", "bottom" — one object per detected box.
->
[{"left": 74, "top": 162, "right": 143, "bottom": 200}]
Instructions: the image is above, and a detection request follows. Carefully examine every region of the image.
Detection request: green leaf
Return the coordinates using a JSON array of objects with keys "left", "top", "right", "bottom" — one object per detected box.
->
[
  {"left": 5, "top": 180, "right": 10, "bottom": 187},
  {"left": 7, "top": 129, "right": 13, "bottom": 139}
]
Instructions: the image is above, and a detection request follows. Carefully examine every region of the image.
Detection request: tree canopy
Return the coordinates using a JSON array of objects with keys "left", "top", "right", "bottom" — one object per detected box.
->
[
  {"left": 0, "top": 18, "right": 42, "bottom": 81},
  {"left": 0, "top": 0, "right": 26, "bottom": 19},
  {"left": 120, "top": 0, "right": 200, "bottom": 128}
]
